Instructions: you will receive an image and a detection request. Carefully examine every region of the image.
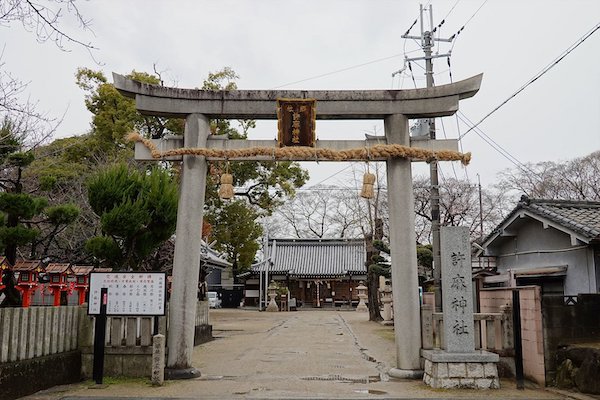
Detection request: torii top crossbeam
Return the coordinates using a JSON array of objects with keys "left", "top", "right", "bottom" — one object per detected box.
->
[
  {"left": 113, "top": 73, "right": 482, "bottom": 162},
  {"left": 113, "top": 73, "right": 482, "bottom": 120}
]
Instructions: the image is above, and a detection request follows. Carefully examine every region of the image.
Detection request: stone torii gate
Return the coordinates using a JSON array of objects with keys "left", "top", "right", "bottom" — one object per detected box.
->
[{"left": 114, "top": 73, "right": 482, "bottom": 379}]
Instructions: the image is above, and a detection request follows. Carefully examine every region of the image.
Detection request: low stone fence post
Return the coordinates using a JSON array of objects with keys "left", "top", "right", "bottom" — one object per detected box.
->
[
  {"left": 421, "top": 304, "right": 434, "bottom": 350},
  {"left": 500, "top": 305, "right": 513, "bottom": 353},
  {"left": 151, "top": 334, "right": 165, "bottom": 386}
]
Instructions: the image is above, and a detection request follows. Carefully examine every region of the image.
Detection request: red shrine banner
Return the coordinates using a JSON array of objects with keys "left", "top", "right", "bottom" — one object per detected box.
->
[{"left": 277, "top": 99, "right": 316, "bottom": 147}]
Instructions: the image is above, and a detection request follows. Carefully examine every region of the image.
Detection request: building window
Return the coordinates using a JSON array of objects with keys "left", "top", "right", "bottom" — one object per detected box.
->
[{"left": 21, "top": 272, "right": 29, "bottom": 282}]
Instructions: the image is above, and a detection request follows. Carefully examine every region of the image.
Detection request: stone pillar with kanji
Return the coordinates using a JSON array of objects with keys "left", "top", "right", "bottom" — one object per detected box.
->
[{"left": 422, "top": 226, "right": 499, "bottom": 389}]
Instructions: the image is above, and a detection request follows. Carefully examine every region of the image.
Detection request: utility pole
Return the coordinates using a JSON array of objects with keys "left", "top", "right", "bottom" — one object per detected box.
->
[
  {"left": 400, "top": 4, "right": 452, "bottom": 312},
  {"left": 478, "top": 174, "right": 484, "bottom": 269}
]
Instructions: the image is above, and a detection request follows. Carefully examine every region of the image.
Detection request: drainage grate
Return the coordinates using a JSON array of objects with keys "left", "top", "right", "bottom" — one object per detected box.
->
[{"left": 301, "top": 375, "right": 380, "bottom": 383}]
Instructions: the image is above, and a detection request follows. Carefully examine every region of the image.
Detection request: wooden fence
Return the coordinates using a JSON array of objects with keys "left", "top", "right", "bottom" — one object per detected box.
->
[
  {"left": 0, "top": 306, "right": 80, "bottom": 363},
  {"left": 80, "top": 301, "right": 209, "bottom": 377},
  {"left": 421, "top": 304, "right": 513, "bottom": 354},
  {"left": 0, "top": 301, "right": 210, "bottom": 367}
]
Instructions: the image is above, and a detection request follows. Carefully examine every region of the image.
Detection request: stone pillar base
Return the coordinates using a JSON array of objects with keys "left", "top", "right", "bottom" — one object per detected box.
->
[
  {"left": 388, "top": 368, "right": 424, "bottom": 379},
  {"left": 421, "top": 350, "right": 500, "bottom": 389},
  {"left": 164, "top": 367, "right": 201, "bottom": 380},
  {"left": 266, "top": 299, "right": 279, "bottom": 312},
  {"left": 356, "top": 304, "right": 368, "bottom": 312}
]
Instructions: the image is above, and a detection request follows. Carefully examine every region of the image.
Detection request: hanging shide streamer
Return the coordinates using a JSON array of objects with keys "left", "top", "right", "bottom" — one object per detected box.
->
[
  {"left": 360, "top": 172, "right": 376, "bottom": 199},
  {"left": 218, "top": 173, "right": 234, "bottom": 200}
]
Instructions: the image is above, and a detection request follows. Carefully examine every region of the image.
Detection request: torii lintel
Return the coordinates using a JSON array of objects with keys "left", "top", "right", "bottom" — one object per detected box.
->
[{"left": 113, "top": 73, "right": 482, "bottom": 120}]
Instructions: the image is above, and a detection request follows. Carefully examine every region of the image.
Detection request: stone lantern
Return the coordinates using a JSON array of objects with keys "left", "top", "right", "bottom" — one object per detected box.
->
[
  {"left": 381, "top": 280, "right": 393, "bottom": 322},
  {"left": 356, "top": 281, "right": 368, "bottom": 312},
  {"left": 266, "top": 280, "right": 279, "bottom": 312}
]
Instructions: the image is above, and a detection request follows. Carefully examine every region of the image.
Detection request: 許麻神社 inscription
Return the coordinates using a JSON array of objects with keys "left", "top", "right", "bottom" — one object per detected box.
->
[
  {"left": 277, "top": 99, "right": 316, "bottom": 147},
  {"left": 441, "top": 226, "right": 475, "bottom": 353}
]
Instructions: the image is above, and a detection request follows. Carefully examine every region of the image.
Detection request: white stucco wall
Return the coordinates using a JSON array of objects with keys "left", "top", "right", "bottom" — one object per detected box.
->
[{"left": 488, "top": 217, "right": 598, "bottom": 295}]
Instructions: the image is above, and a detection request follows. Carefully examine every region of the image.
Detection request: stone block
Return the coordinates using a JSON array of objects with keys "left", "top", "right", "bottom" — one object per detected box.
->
[
  {"left": 81, "top": 353, "right": 94, "bottom": 379},
  {"left": 104, "top": 354, "right": 123, "bottom": 376},
  {"left": 424, "top": 359, "right": 432, "bottom": 375},
  {"left": 440, "top": 378, "right": 460, "bottom": 389},
  {"left": 421, "top": 349, "right": 499, "bottom": 363},
  {"left": 437, "top": 362, "right": 449, "bottom": 378},
  {"left": 448, "top": 362, "right": 466, "bottom": 378},
  {"left": 475, "top": 378, "right": 493, "bottom": 389},
  {"left": 459, "top": 378, "right": 475, "bottom": 388},
  {"left": 484, "top": 362, "right": 498, "bottom": 378},
  {"left": 125, "top": 355, "right": 151, "bottom": 377},
  {"left": 423, "top": 373, "right": 431, "bottom": 386},
  {"left": 466, "top": 362, "right": 484, "bottom": 378}
]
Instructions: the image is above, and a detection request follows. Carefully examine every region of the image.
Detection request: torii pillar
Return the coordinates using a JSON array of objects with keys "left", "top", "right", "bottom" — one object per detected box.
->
[
  {"left": 385, "top": 113, "right": 422, "bottom": 377},
  {"left": 165, "top": 114, "right": 209, "bottom": 378},
  {"left": 114, "top": 72, "right": 482, "bottom": 379}
]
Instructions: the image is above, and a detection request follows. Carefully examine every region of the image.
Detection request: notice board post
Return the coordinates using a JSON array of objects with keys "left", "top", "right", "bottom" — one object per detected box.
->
[{"left": 88, "top": 272, "right": 167, "bottom": 383}]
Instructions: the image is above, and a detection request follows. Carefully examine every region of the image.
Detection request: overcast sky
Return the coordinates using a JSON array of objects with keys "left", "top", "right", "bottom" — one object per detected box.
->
[{"left": 4, "top": 0, "right": 600, "bottom": 189}]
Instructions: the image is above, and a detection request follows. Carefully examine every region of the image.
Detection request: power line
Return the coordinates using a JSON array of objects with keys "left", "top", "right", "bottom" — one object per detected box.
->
[
  {"left": 456, "top": 112, "right": 540, "bottom": 178},
  {"left": 449, "top": 0, "right": 489, "bottom": 52},
  {"left": 433, "top": 0, "right": 461, "bottom": 41},
  {"left": 304, "top": 162, "right": 358, "bottom": 189},
  {"left": 439, "top": 0, "right": 461, "bottom": 29},
  {"left": 457, "top": 111, "right": 527, "bottom": 169},
  {"left": 459, "top": 22, "right": 600, "bottom": 140},
  {"left": 272, "top": 52, "right": 412, "bottom": 89}
]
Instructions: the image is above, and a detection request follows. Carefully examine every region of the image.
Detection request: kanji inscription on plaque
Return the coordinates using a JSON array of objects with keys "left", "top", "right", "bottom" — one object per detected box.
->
[
  {"left": 88, "top": 272, "right": 166, "bottom": 316},
  {"left": 277, "top": 98, "right": 316, "bottom": 147}
]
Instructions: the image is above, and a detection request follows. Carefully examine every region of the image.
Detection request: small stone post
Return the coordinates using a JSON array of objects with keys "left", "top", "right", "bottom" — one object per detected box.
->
[
  {"left": 421, "top": 304, "right": 434, "bottom": 350},
  {"left": 381, "top": 281, "right": 393, "bottom": 321},
  {"left": 266, "top": 281, "right": 279, "bottom": 312},
  {"left": 356, "top": 281, "right": 368, "bottom": 312},
  {"left": 151, "top": 334, "right": 165, "bottom": 386}
]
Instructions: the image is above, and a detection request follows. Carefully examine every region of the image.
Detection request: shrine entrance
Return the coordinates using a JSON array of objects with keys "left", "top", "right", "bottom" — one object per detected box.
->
[{"left": 114, "top": 73, "right": 482, "bottom": 379}]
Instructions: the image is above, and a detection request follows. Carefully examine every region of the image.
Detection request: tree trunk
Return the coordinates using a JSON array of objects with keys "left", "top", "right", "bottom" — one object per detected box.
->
[
  {"left": 0, "top": 270, "right": 22, "bottom": 307},
  {"left": 2, "top": 189, "right": 23, "bottom": 306},
  {"left": 232, "top": 260, "right": 238, "bottom": 284},
  {"left": 367, "top": 267, "right": 382, "bottom": 321},
  {"left": 365, "top": 233, "right": 382, "bottom": 321}
]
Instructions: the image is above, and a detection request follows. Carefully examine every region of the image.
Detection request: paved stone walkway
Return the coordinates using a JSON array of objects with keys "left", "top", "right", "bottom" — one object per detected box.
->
[{"left": 25, "top": 309, "right": 577, "bottom": 399}]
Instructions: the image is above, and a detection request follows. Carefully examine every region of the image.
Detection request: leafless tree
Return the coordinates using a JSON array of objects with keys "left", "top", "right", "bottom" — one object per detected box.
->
[
  {"left": 0, "top": 0, "right": 97, "bottom": 143},
  {"left": 413, "top": 175, "right": 510, "bottom": 244},
  {"left": 268, "top": 186, "right": 364, "bottom": 239},
  {"left": 496, "top": 151, "right": 600, "bottom": 201},
  {"left": 0, "top": 0, "right": 96, "bottom": 51}
]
